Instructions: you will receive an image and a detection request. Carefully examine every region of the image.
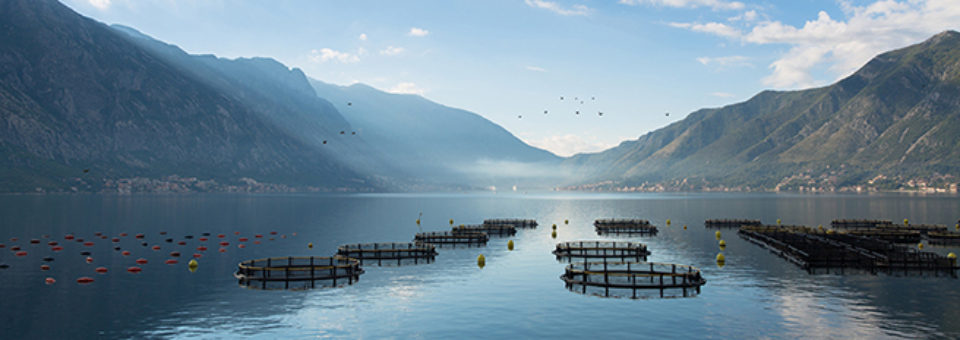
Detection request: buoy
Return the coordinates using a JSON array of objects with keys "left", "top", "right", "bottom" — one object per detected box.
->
[
  {"left": 683, "top": 225, "right": 687, "bottom": 230},
  {"left": 30, "top": 239, "right": 40, "bottom": 244},
  {"left": 956, "top": 224, "right": 959, "bottom": 230},
  {"left": 40, "top": 264, "right": 50, "bottom": 270},
  {"left": 903, "top": 219, "right": 909, "bottom": 226},
  {"left": 218, "top": 248, "right": 226, "bottom": 253},
  {"left": 119, "top": 233, "right": 128, "bottom": 237},
  {"left": 121, "top": 251, "right": 131, "bottom": 256},
  {"left": 151, "top": 245, "right": 161, "bottom": 250},
  {"left": 188, "top": 259, "right": 199, "bottom": 270},
  {"left": 238, "top": 237, "right": 248, "bottom": 242},
  {"left": 184, "top": 235, "right": 193, "bottom": 239},
  {"left": 111, "top": 238, "right": 120, "bottom": 243},
  {"left": 719, "top": 240, "right": 726, "bottom": 247},
  {"left": 160, "top": 231, "right": 167, "bottom": 235},
  {"left": 65, "top": 235, "right": 74, "bottom": 240},
  {"left": 551, "top": 230, "right": 557, "bottom": 239},
  {"left": 45, "top": 277, "right": 56, "bottom": 285},
  {"left": 254, "top": 241, "right": 261, "bottom": 245},
  {"left": 238, "top": 244, "right": 246, "bottom": 249},
  {"left": 0, "top": 243, "right": 4, "bottom": 248},
  {"left": 826, "top": 229, "right": 836, "bottom": 235},
  {"left": 11, "top": 245, "right": 21, "bottom": 251},
  {"left": 165, "top": 259, "right": 178, "bottom": 265},
  {"left": 76, "top": 277, "right": 95, "bottom": 284},
  {"left": 199, "top": 237, "right": 208, "bottom": 242},
  {"left": 135, "top": 258, "right": 148, "bottom": 264},
  {"left": 948, "top": 253, "right": 956, "bottom": 262},
  {"left": 255, "top": 234, "right": 263, "bottom": 238},
  {"left": 416, "top": 219, "right": 420, "bottom": 225},
  {"left": 477, "top": 254, "right": 485, "bottom": 268},
  {"left": 564, "top": 219, "right": 569, "bottom": 225},
  {"left": 95, "top": 267, "right": 108, "bottom": 274},
  {"left": 715, "top": 231, "right": 722, "bottom": 239},
  {"left": 15, "top": 251, "right": 27, "bottom": 257},
  {"left": 716, "top": 253, "right": 726, "bottom": 263},
  {"left": 507, "top": 240, "right": 514, "bottom": 251},
  {"left": 197, "top": 246, "right": 207, "bottom": 251},
  {"left": 666, "top": 219, "right": 671, "bottom": 225},
  {"left": 270, "top": 231, "right": 277, "bottom": 235},
  {"left": 552, "top": 224, "right": 557, "bottom": 230},
  {"left": 42, "top": 257, "right": 54, "bottom": 262},
  {"left": 170, "top": 252, "right": 180, "bottom": 257},
  {"left": 85, "top": 256, "right": 93, "bottom": 263},
  {"left": 114, "top": 247, "right": 121, "bottom": 251},
  {"left": 917, "top": 242, "right": 924, "bottom": 250},
  {"left": 141, "top": 242, "right": 148, "bottom": 247},
  {"left": 776, "top": 219, "right": 781, "bottom": 225},
  {"left": 449, "top": 219, "right": 454, "bottom": 225},
  {"left": 165, "top": 238, "right": 173, "bottom": 243},
  {"left": 234, "top": 231, "right": 240, "bottom": 235},
  {"left": 217, "top": 234, "right": 225, "bottom": 239},
  {"left": 52, "top": 246, "right": 63, "bottom": 252},
  {"left": 9, "top": 237, "right": 17, "bottom": 242},
  {"left": 135, "top": 234, "right": 144, "bottom": 239},
  {"left": 95, "top": 232, "right": 102, "bottom": 236},
  {"left": 308, "top": 242, "right": 313, "bottom": 249},
  {"left": 126, "top": 266, "right": 142, "bottom": 273},
  {"left": 192, "top": 253, "right": 203, "bottom": 258},
  {"left": 0, "top": 264, "right": 8, "bottom": 269},
  {"left": 177, "top": 241, "right": 186, "bottom": 245},
  {"left": 76, "top": 238, "right": 84, "bottom": 243},
  {"left": 818, "top": 225, "right": 824, "bottom": 231},
  {"left": 80, "top": 251, "right": 91, "bottom": 256},
  {"left": 219, "top": 241, "right": 229, "bottom": 247}
]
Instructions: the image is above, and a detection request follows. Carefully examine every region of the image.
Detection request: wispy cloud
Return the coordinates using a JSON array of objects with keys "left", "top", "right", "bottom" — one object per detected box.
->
[
  {"left": 408, "top": 27, "right": 430, "bottom": 37},
  {"left": 388, "top": 82, "right": 425, "bottom": 95},
  {"left": 669, "top": 22, "right": 741, "bottom": 38},
  {"left": 525, "top": 0, "right": 591, "bottom": 16},
  {"left": 618, "top": 0, "right": 744, "bottom": 11},
  {"left": 88, "top": 0, "right": 111, "bottom": 10},
  {"left": 358, "top": 33, "right": 367, "bottom": 41},
  {"left": 308, "top": 48, "right": 360, "bottom": 63},
  {"left": 525, "top": 65, "right": 547, "bottom": 72},
  {"left": 526, "top": 134, "right": 618, "bottom": 157},
  {"left": 727, "top": 9, "right": 758, "bottom": 22},
  {"left": 696, "top": 55, "right": 752, "bottom": 68},
  {"left": 380, "top": 46, "right": 405, "bottom": 56}
]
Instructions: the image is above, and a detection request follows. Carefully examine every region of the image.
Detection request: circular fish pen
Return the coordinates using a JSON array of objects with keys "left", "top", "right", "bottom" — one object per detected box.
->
[
  {"left": 484, "top": 219, "right": 538, "bottom": 228},
  {"left": 553, "top": 241, "right": 650, "bottom": 262},
  {"left": 561, "top": 261, "right": 706, "bottom": 299},
  {"left": 235, "top": 256, "right": 363, "bottom": 290},
  {"left": 414, "top": 231, "right": 489, "bottom": 247},
  {"left": 452, "top": 224, "right": 517, "bottom": 237},
  {"left": 336, "top": 242, "right": 437, "bottom": 266}
]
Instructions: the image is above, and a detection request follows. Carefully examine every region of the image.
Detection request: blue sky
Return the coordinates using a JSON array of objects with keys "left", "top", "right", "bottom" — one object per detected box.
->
[{"left": 63, "top": 0, "right": 960, "bottom": 156}]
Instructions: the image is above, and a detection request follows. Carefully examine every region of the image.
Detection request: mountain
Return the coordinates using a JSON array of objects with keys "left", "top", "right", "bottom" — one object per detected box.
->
[
  {"left": 567, "top": 31, "right": 960, "bottom": 192},
  {"left": 309, "top": 80, "right": 562, "bottom": 187},
  {"left": 0, "top": 0, "right": 370, "bottom": 192}
]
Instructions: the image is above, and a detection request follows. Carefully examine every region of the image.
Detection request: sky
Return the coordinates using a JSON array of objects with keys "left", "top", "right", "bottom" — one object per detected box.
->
[{"left": 62, "top": 0, "right": 960, "bottom": 157}]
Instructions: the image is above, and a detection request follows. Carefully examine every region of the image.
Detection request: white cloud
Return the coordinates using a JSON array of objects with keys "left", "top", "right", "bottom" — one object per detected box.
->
[
  {"left": 359, "top": 33, "right": 367, "bottom": 41},
  {"left": 388, "top": 82, "right": 426, "bottom": 95},
  {"left": 619, "top": 0, "right": 744, "bottom": 11},
  {"left": 525, "top": 0, "right": 591, "bottom": 16},
  {"left": 308, "top": 48, "right": 360, "bottom": 63},
  {"left": 88, "top": 0, "right": 111, "bottom": 10},
  {"left": 696, "top": 55, "right": 752, "bottom": 68},
  {"left": 728, "top": 9, "right": 758, "bottom": 22},
  {"left": 670, "top": 0, "right": 960, "bottom": 89},
  {"left": 709, "top": 92, "right": 736, "bottom": 98},
  {"left": 525, "top": 65, "right": 547, "bottom": 72},
  {"left": 669, "top": 22, "right": 741, "bottom": 38},
  {"left": 526, "top": 134, "right": 619, "bottom": 157},
  {"left": 408, "top": 27, "right": 429, "bottom": 37},
  {"left": 380, "top": 46, "right": 405, "bottom": 56}
]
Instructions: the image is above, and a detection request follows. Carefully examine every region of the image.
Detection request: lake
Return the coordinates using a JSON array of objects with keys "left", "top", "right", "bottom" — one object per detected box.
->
[{"left": 0, "top": 192, "right": 958, "bottom": 339}]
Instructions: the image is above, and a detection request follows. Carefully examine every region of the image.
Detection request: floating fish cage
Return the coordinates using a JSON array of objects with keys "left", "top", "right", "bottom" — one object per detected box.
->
[
  {"left": 452, "top": 224, "right": 517, "bottom": 237},
  {"left": 561, "top": 261, "right": 706, "bottom": 299},
  {"left": 926, "top": 231, "right": 960, "bottom": 245},
  {"left": 483, "top": 219, "right": 538, "bottom": 228},
  {"left": 235, "top": 256, "right": 363, "bottom": 290},
  {"left": 705, "top": 219, "right": 762, "bottom": 228},
  {"left": 831, "top": 219, "right": 893, "bottom": 229},
  {"left": 336, "top": 243, "right": 437, "bottom": 266},
  {"left": 594, "top": 219, "right": 658, "bottom": 235},
  {"left": 738, "top": 225, "right": 958, "bottom": 275},
  {"left": 553, "top": 241, "right": 650, "bottom": 262},
  {"left": 880, "top": 224, "right": 948, "bottom": 234},
  {"left": 845, "top": 229, "right": 922, "bottom": 243},
  {"left": 413, "top": 231, "right": 489, "bottom": 247}
]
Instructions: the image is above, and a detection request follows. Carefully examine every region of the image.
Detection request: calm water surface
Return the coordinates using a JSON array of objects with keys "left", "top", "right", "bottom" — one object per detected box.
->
[{"left": 0, "top": 192, "right": 958, "bottom": 339}]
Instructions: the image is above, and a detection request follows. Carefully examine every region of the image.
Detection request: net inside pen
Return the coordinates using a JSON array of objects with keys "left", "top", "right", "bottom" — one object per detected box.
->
[
  {"left": 553, "top": 241, "right": 650, "bottom": 262},
  {"left": 235, "top": 256, "right": 363, "bottom": 290},
  {"left": 452, "top": 224, "right": 517, "bottom": 236},
  {"left": 414, "top": 231, "right": 489, "bottom": 246},
  {"left": 337, "top": 242, "right": 437, "bottom": 266},
  {"left": 561, "top": 261, "right": 706, "bottom": 299}
]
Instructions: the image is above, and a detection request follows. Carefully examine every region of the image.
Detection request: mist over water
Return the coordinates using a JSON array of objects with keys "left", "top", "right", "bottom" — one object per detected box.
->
[{"left": 0, "top": 192, "right": 958, "bottom": 338}]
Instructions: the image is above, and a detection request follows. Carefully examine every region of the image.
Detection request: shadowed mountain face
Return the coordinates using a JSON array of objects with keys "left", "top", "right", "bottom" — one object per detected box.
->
[
  {"left": 309, "top": 80, "right": 562, "bottom": 187},
  {"left": 566, "top": 31, "right": 960, "bottom": 191},
  {"left": 0, "top": 0, "right": 369, "bottom": 192}
]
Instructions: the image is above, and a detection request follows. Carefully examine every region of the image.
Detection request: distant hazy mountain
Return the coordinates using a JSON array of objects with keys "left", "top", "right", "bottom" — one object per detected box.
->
[
  {"left": 0, "top": 0, "right": 370, "bottom": 192},
  {"left": 567, "top": 31, "right": 960, "bottom": 191},
  {"left": 309, "top": 80, "right": 562, "bottom": 187}
]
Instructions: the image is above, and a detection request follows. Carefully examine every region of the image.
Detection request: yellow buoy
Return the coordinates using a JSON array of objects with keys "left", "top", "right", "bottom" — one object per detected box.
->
[
  {"left": 507, "top": 240, "right": 514, "bottom": 251},
  {"left": 948, "top": 253, "right": 956, "bottom": 263},
  {"left": 776, "top": 219, "right": 781, "bottom": 225},
  {"left": 416, "top": 219, "right": 420, "bottom": 225},
  {"left": 308, "top": 242, "right": 313, "bottom": 249},
  {"left": 719, "top": 240, "right": 726, "bottom": 247},
  {"left": 955, "top": 223, "right": 958, "bottom": 230},
  {"left": 917, "top": 242, "right": 924, "bottom": 250},
  {"left": 551, "top": 230, "right": 557, "bottom": 239},
  {"left": 188, "top": 259, "right": 199, "bottom": 272},
  {"left": 552, "top": 224, "right": 557, "bottom": 230},
  {"left": 666, "top": 219, "right": 671, "bottom": 225},
  {"left": 449, "top": 219, "right": 454, "bottom": 225},
  {"left": 716, "top": 253, "right": 726, "bottom": 263},
  {"left": 715, "top": 231, "right": 722, "bottom": 239},
  {"left": 818, "top": 224, "right": 824, "bottom": 231},
  {"left": 477, "top": 254, "right": 485, "bottom": 268},
  {"left": 564, "top": 219, "right": 569, "bottom": 225},
  {"left": 683, "top": 225, "right": 687, "bottom": 230},
  {"left": 904, "top": 218, "right": 909, "bottom": 226}
]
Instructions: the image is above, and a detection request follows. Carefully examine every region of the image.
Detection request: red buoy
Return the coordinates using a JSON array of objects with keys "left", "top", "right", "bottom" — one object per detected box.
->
[
  {"left": 135, "top": 234, "right": 144, "bottom": 239},
  {"left": 126, "top": 266, "right": 142, "bottom": 273},
  {"left": 234, "top": 231, "right": 240, "bottom": 235},
  {"left": 218, "top": 248, "right": 226, "bottom": 253},
  {"left": 121, "top": 250, "right": 131, "bottom": 256},
  {"left": 85, "top": 256, "right": 93, "bottom": 263},
  {"left": 219, "top": 241, "right": 229, "bottom": 247},
  {"left": 48, "top": 241, "right": 58, "bottom": 246},
  {"left": 65, "top": 235, "right": 74, "bottom": 240},
  {"left": 165, "top": 259, "right": 178, "bottom": 265},
  {"left": 76, "top": 277, "right": 95, "bottom": 284},
  {"left": 76, "top": 238, "right": 84, "bottom": 243},
  {"left": 270, "top": 231, "right": 278, "bottom": 235},
  {"left": 151, "top": 245, "right": 161, "bottom": 251},
  {"left": 177, "top": 241, "right": 186, "bottom": 245},
  {"left": 0, "top": 243, "right": 4, "bottom": 248},
  {"left": 255, "top": 234, "right": 263, "bottom": 238},
  {"left": 30, "top": 239, "right": 40, "bottom": 244},
  {"left": 196, "top": 246, "right": 207, "bottom": 251},
  {"left": 281, "top": 235, "right": 287, "bottom": 239},
  {"left": 217, "top": 234, "right": 225, "bottom": 239},
  {"left": 238, "top": 237, "right": 248, "bottom": 242},
  {"left": 52, "top": 246, "right": 63, "bottom": 252},
  {"left": 292, "top": 232, "right": 297, "bottom": 236},
  {"left": 40, "top": 264, "right": 50, "bottom": 270},
  {"left": 10, "top": 237, "right": 18, "bottom": 242},
  {"left": 135, "top": 258, "right": 148, "bottom": 264},
  {"left": 94, "top": 232, "right": 102, "bottom": 236},
  {"left": 159, "top": 231, "right": 167, "bottom": 235},
  {"left": 169, "top": 252, "right": 181, "bottom": 257},
  {"left": 95, "top": 267, "right": 108, "bottom": 273},
  {"left": 192, "top": 253, "right": 203, "bottom": 258},
  {"left": 237, "top": 244, "right": 246, "bottom": 249},
  {"left": 15, "top": 251, "right": 27, "bottom": 257},
  {"left": 11, "top": 246, "right": 21, "bottom": 251},
  {"left": 199, "top": 237, "right": 208, "bottom": 242},
  {"left": 83, "top": 242, "right": 94, "bottom": 247},
  {"left": 100, "top": 235, "right": 108, "bottom": 239},
  {"left": 119, "top": 233, "right": 128, "bottom": 237},
  {"left": 112, "top": 238, "right": 120, "bottom": 243},
  {"left": 254, "top": 241, "right": 261, "bottom": 245},
  {"left": 45, "top": 277, "right": 56, "bottom": 285}
]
